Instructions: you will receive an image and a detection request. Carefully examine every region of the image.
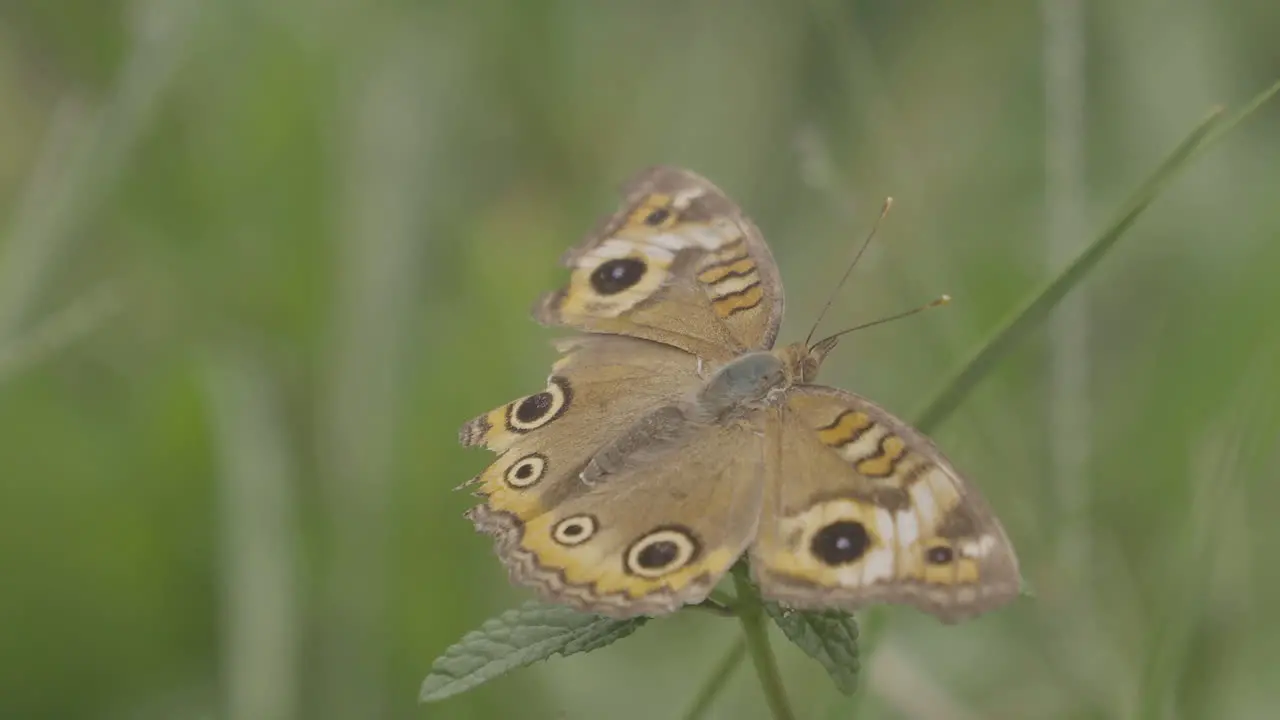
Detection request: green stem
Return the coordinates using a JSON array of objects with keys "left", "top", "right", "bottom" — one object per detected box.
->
[
  {"left": 709, "top": 587, "right": 738, "bottom": 608},
  {"left": 690, "top": 599, "right": 736, "bottom": 617},
  {"left": 732, "top": 571, "right": 796, "bottom": 720},
  {"left": 681, "top": 637, "right": 747, "bottom": 720}
]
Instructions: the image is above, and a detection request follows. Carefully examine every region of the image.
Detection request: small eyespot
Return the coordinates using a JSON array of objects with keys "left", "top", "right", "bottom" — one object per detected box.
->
[
  {"left": 589, "top": 258, "right": 647, "bottom": 295},
  {"left": 624, "top": 526, "right": 700, "bottom": 578},
  {"left": 504, "top": 454, "right": 547, "bottom": 488},
  {"left": 810, "top": 520, "right": 871, "bottom": 566},
  {"left": 925, "top": 545, "right": 954, "bottom": 565},
  {"left": 552, "top": 515, "right": 597, "bottom": 546},
  {"left": 505, "top": 377, "right": 572, "bottom": 432},
  {"left": 643, "top": 208, "right": 670, "bottom": 226}
]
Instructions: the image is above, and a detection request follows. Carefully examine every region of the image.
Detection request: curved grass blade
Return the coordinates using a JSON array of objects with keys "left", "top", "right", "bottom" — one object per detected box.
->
[
  {"left": 685, "top": 76, "right": 1280, "bottom": 717},
  {"left": 915, "top": 79, "right": 1280, "bottom": 431},
  {"left": 0, "top": 285, "right": 123, "bottom": 385}
]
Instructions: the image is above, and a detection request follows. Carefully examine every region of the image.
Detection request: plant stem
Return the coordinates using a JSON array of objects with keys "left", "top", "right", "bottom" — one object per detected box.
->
[
  {"left": 732, "top": 571, "right": 796, "bottom": 720},
  {"left": 690, "top": 599, "right": 736, "bottom": 617},
  {"left": 709, "top": 587, "right": 738, "bottom": 608}
]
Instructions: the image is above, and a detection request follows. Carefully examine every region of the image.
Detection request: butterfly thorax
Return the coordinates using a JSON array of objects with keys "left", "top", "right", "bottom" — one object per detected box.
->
[
  {"left": 692, "top": 341, "right": 834, "bottom": 422},
  {"left": 693, "top": 351, "right": 786, "bottom": 421}
]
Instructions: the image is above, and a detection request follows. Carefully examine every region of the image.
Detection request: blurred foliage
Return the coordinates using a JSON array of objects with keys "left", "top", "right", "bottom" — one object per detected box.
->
[{"left": 2, "top": 1, "right": 1279, "bottom": 719}]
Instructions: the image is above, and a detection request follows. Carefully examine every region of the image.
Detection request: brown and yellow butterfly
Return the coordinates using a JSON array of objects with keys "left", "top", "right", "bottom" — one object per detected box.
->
[{"left": 459, "top": 167, "right": 1020, "bottom": 622}]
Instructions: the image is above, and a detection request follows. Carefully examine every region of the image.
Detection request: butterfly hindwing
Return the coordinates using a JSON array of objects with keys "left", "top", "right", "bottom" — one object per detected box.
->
[
  {"left": 475, "top": 416, "right": 765, "bottom": 617},
  {"left": 461, "top": 334, "right": 764, "bottom": 617},
  {"left": 750, "top": 385, "right": 1021, "bottom": 622}
]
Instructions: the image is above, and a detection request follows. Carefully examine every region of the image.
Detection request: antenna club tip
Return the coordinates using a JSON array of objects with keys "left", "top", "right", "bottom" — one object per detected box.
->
[{"left": 939, "top": 294, "right": 952, "bottom": 304}]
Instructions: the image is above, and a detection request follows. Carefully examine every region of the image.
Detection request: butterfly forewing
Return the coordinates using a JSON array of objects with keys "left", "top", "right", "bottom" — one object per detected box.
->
[
  {"left": 461, "top": 335, "right": 701, "bottom": 532},
  {"left": 533, "top": 166, "right": 784, "bottom": 360}
]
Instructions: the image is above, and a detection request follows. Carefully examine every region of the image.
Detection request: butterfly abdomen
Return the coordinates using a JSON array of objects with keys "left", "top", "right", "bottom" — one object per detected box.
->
[{"left": 579, "top": 405, "right": 693, "bottom": 484}]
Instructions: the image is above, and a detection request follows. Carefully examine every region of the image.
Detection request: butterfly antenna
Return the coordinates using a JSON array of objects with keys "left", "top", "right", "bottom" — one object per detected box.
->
[
  {"left": 812, "top": 294, "right": 952, "bottom": 348},
  {"left": 803, "top": 197, "right": 894, "bottom": 347}
]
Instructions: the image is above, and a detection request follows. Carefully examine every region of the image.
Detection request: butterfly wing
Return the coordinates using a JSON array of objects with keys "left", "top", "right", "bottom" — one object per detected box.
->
[
  {"left": 750, "top": 385, "right": 1021, "bottom": 622},
  {"left": 534, "top": 166, "right": 785, "bottom": 361},
  {"left": 461, "top": 335, "right": 763, "bottom": 617}
]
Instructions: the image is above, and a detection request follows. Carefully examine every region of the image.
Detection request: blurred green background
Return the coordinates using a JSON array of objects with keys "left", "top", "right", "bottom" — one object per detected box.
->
[{"left": 2, "top": 1, "right": 1279, "bottom": 718}]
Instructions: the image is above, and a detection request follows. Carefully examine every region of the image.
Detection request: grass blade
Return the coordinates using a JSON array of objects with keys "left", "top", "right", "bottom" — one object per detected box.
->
[
  {"left": 0, "top": 285, "right": 123, "bottom": 385},
  {"left": 686, "top": 76, "right": 1280, "bottom": 717},
  {"left": 914, "top": 107, "right": 1224, "bottom": 431},
  {"left": 917, "top": 76, "right": 1280, "bottom": 431}
]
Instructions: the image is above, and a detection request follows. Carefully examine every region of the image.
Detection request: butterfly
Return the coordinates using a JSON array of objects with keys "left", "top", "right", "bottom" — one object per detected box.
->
[{"left": 458, "top": 166, "right": 1021, "bottom": 622}]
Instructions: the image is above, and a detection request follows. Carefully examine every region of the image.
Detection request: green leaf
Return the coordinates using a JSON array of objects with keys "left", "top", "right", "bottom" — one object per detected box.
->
[
  {"left": 765, "top": 603, "right": 860, "bottom": 695},
  {"left": 419, "top": 601, "right": 647, "bottom": 703}
]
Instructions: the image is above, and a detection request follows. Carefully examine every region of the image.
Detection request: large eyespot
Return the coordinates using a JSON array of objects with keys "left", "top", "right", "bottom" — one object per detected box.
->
[
  {"left": 624, "top": 526, "right": 700, "bottom": 578},
  {"left": 925, "top": 544, "right": 954, "bottom": 565},
  {"left": 551, "top": 514, "right": 597, "bottom": 546},
  {"left": 504, "top": 453, "right": 547, "bottom": 489},
  {"left": 590, "top": 258, "right": 647, "bottom": 295},
  {"left": 505, "top": 376, "right": 572, "bottom": 432},
  {"left": 810, "top": 520, "right": 871, "bottom": 566},
  {"left": 643, "top": 207, "right": 671, "bottom": 226}
]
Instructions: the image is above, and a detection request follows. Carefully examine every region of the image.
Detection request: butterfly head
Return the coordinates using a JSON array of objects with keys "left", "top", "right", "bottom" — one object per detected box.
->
[
  {"left": 795, "top": 294, "right": 952, "bottom": 386},
  {"left": 775, "top": 338, "right": 839, "bottom": 386}
]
